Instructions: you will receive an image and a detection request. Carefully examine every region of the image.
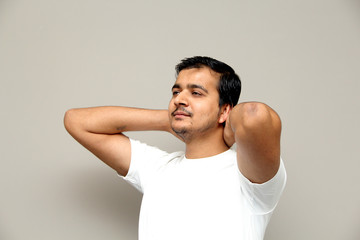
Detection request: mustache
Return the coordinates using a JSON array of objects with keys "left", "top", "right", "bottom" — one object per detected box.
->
[{"left": 171, "top": 107, "right": 193, "bottom": 117}]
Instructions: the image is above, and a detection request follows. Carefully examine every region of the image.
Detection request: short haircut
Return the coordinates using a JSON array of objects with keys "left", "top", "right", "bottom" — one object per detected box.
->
[{"left": 175, "top": 56, "right": 241, "bottom": 107}]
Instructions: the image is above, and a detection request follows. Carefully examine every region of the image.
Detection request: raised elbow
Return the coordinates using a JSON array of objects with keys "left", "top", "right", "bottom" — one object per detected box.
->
[
  {"left": 64, "top": 108, "right": 79, "bottom": 134},
  {"left": 232, "top": 102, "right": 281, "bottom": 132}
]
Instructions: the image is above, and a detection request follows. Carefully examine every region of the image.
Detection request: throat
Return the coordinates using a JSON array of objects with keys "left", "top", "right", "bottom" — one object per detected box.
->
[{"left": 184, "top": 134, "right": 229, "bottom": 159}]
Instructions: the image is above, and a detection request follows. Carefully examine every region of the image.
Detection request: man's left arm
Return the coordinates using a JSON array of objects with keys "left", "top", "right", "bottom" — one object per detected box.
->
[{"left": 224, "top": 102, "right": 282, "bottom": 184}]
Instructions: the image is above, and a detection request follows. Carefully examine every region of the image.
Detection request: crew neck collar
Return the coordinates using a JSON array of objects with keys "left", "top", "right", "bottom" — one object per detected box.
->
[{"left": 183, "top": 148, "right": 233, "bottom": 161}]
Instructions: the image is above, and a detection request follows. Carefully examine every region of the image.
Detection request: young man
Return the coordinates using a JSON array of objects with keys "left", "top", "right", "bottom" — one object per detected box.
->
[{"left": 64, "top": 56, "right": 286, "bottom": 240}]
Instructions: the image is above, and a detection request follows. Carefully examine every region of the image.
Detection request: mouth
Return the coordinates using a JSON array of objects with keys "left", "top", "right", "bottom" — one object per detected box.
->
[
  {"left": 173, "top": 113, "right": 190, "bottom": 119},
  {"left": 171, "top": 108, "right": 192, "bottom": 118}
]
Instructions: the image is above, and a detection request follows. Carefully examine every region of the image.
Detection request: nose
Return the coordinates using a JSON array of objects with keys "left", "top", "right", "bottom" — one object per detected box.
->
[{"left": 174, "top": 91, "right": 188, "bottom": 107}]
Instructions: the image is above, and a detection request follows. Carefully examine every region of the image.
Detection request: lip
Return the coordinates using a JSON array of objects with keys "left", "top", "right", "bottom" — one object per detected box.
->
[
  {"left": 173, "top": 111, "right": 190, "bottom": 117},
  {"left": 173, "top": 113, "right": 190, "bottom": 120},
  {"left": 171, "top": 109, "right": 192, "bottom": 119}
]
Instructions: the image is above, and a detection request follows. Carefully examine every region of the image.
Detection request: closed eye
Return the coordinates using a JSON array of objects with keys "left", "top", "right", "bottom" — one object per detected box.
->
[
  {"left": 192, "top": 91, "right": 202, "bottom": 96},
  {"left": 172, "top": 90, "right": 180, "bottom": 96}
]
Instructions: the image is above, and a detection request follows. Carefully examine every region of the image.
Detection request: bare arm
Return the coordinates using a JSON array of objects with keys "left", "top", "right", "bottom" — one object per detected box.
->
[
  {"left": 64, "top": 106, "right": 173, "bottom": 176},
  {"left": 224, "top": 102, "right": 281, "bottom": 184}
]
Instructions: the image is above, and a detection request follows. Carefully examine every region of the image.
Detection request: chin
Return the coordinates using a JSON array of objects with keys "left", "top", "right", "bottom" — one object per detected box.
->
[
  {"left": 171, "top": 124, "right": 187, "bottom": 132},
  {"left": 171, "top": 123, "right": 189, "bottom": 134}
]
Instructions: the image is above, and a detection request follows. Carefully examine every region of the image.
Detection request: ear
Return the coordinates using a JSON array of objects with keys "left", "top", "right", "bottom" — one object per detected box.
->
[{"left": 218, "top": 104, "right": 232, "bottom": 124}]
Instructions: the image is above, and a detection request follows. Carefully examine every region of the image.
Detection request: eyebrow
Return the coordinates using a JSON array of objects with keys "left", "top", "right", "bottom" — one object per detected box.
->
[{"left": 171, "top": 84, "right": 209, "bottom": 94}]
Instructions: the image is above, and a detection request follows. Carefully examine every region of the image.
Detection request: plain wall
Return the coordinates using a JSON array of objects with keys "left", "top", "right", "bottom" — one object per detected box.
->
[{"left": 1, "top": 0, "right": 359, "bottom": 239}]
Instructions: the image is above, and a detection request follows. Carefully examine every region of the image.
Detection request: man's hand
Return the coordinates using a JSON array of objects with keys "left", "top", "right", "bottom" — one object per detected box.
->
[{"left": 223, "top": 114, "right": 235, "bottom": 148}]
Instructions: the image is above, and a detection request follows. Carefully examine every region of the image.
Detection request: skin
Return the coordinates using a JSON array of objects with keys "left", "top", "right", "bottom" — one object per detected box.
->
[
  {"left": 64, "top": 67, "right": 281, "bottom": 183},
  {"left": 225, "top": 102, "right": 281, "bottom": 183},
  {"left": 168, "top": 67, "right": 231, "bottom": 159}
]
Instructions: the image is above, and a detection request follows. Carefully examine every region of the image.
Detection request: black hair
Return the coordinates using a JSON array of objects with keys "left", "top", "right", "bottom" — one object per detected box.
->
[{"left": 175, "top": 56, "right": 241, "bottom": 107}]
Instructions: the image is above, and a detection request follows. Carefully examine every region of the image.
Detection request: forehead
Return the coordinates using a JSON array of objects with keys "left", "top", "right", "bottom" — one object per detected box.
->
[{"left": 175, "top": 67, "right": 221, "bottom": 89}]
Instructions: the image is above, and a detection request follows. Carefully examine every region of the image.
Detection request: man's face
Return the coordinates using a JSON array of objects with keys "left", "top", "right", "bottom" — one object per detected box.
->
[{"left": 168, "top": 67, "right": 223, "bottom": 141}]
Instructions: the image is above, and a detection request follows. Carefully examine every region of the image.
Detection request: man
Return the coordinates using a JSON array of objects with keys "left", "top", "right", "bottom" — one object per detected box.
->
[{"left": 64, "top": 56, "right": 286, "bottom": 240}]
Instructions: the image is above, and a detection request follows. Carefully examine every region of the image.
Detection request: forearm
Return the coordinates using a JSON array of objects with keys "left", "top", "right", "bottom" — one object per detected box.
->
[{"left": 64, "top": 106, "right": 171, "bottom": 135}]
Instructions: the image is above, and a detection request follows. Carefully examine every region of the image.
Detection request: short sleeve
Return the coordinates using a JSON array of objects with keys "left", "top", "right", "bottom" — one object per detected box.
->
[
  {"left": 237, "top": 158, "right": 287, "bottom": 214},
  {"left": 120, "top": 139, "right": 176, "bottom": 193}
]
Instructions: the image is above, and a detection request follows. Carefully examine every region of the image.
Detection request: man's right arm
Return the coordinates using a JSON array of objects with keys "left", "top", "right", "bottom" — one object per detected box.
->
[{"left": 63, "top": 106, "right": 171, "bottom": 176}]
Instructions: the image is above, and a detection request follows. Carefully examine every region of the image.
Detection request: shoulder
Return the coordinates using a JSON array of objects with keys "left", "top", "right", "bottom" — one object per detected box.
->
[
  {"left": 130, "top": 138, "right": 184, "bottom": 164},
  {"left": 237, "top": 157, "right": 287, "bottom": 214},
  {"left": 122, "top": 139, "right": 184, "bottom": 192}
]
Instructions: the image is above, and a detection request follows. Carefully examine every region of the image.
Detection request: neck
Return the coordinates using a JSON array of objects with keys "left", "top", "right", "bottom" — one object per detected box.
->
[{"left": 184, "top": 127, "right": 229, "bottom": 159}]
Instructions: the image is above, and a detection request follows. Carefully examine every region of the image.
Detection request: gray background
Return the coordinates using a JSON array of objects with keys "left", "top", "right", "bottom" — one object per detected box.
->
[{"left": 1, "top": 0, "right": 359, "bottom": 239}]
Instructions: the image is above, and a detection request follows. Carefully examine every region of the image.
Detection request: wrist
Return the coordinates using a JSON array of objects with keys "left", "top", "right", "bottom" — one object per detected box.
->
[{"left": 158, "top": 109, "right": 171, "bottom": 132}]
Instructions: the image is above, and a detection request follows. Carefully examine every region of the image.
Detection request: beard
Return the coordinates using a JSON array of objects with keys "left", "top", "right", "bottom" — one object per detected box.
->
[
  {"left": 172, "top": 127, "right": 188, "bottom": 141},
  {"left": 171, "top": 116, "right": 219, "bottom": 142}
]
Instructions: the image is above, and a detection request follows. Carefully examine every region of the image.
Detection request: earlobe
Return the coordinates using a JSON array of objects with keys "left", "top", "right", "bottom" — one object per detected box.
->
[{"left": 218, "top": 104, "right": 232, "bottom": 124}]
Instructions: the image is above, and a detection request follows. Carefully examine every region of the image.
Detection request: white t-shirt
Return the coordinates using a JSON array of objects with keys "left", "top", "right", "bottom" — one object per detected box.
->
[{"left": 122, "top": 139, "right": 286, "bottom": 240}]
